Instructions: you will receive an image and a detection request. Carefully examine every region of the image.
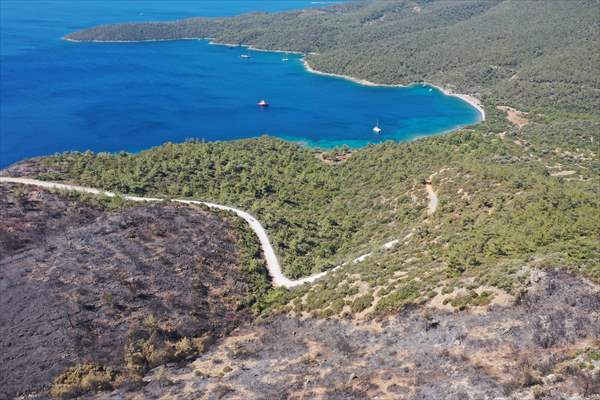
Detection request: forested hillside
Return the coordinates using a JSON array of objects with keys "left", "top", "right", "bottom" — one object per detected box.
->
[
  {"left": 13, "top": 0, "right": 595, "bottom": 313},
  {"left": 8, "top": 114, "right": 599, "bottom": 285},
  {"left": 66, "top": 0, "right": 600, "bottom": 113}
]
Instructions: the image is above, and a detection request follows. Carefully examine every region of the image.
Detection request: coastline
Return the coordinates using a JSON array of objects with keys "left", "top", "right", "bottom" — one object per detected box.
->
[
  {"left": 64, "top": 35, "right": 485, "bottom": 121},
  {"left": 64, "top": 37, "right": 201, "bottom": 43},
  {"left": 208, "top": 41, "right": 305, "bottom": 55},
  {"left": 301, "top": 59, "right": 486, "bottom": 121},
  {"left": 64, "top": 36, "right": 308, "bottom": 54}
]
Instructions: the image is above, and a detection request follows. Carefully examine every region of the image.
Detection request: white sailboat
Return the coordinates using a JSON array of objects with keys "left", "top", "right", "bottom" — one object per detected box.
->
[
  {"left": 373, "top": 120, "right": 382, "bottom": 134},
  {"left": 282, "top": 53, "right": 289, "bottom": 62}
]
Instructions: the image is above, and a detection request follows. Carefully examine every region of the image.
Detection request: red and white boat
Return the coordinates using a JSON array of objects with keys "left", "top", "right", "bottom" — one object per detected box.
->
[{"left": 258, "top": 99, "right": 269, "bottom": 107}]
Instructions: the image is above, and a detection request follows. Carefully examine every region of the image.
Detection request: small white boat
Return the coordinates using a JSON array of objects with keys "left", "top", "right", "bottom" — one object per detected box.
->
[
  {"left": 373, "top": 120, "right": 382, "bottom": 134},
  {"left": 282, "top": 53, "right": 289, "bottom": 61},
  {"left": 258, "top": 99, "right": 269, "bottom": 107},
  {"left": 240, "top": 54, "right": 251, "bottom": 59}
]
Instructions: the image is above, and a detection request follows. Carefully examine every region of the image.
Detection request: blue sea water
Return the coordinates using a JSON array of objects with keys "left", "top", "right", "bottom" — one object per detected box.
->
[{"left": 0, "top": 0, "right": 481, "bottom": 168}]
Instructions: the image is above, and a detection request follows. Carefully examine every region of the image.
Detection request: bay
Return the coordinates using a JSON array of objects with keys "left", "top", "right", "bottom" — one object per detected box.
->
[{"left": 0, "top": 0, "right": 481, "bottom": 167}]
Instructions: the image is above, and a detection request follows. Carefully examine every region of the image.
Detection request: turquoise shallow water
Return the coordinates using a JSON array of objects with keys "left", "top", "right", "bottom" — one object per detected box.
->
[{"left": 0, "top": 0, "right": 481, "bottom": 168}]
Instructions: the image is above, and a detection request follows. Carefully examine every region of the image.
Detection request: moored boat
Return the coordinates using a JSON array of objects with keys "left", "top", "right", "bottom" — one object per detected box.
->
[
  {"left": 373, "top": 120, "right": 382, "bottom": 134},
  {"left": 258, "top": 99, "right": 269, "bottom": 107}
]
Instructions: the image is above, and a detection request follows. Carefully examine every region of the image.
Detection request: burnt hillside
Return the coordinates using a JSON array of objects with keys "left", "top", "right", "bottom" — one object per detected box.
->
[
  {"left": 0, "top": 184, "right": 261, "bottom": 399},
  {"left": 93, "top": 270, "right": 600, "bottom": 400}
]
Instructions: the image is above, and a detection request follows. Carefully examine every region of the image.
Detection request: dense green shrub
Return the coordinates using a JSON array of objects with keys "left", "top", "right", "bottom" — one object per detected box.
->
[{"left": 350, "top": 294, "right": 374, "bottom": 313}]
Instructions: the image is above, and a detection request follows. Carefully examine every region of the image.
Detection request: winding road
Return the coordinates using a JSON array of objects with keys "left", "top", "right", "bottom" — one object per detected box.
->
[
  {"left": 0, "top": 177, "right": 297, "bottom": 288},
  {"left": 0, "top": 176, "right": 439, "bottom": 288}
]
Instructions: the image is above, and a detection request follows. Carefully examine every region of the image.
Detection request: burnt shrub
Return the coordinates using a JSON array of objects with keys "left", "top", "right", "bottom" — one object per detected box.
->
[{"left": 532, "top": 312, "right": 566, "bottom": 349}]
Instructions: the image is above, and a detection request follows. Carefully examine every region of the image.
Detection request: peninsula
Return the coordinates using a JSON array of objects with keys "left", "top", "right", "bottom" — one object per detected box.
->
[{"left": 65, "top": 0, "right": 598, "bottom": 114}]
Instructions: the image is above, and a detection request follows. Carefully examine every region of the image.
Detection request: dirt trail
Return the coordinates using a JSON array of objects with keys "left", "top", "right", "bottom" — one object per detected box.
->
[
  {"left": 425, "top": 183, "right": 438, "bottom": 215},
  {"left": 497, "top": 105, "right": 529, "bottom": 128},
  {"left": 425, "top": 174, "right": 438, "bottom": 215}
]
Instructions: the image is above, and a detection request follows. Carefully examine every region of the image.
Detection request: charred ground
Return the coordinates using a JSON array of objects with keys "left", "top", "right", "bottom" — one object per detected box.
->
[
  {"left": 92, "top": 270, "right": 599, "bottom": 400},
  {"left": 0, "top": 183, "right": 267, "bottom": 399}
]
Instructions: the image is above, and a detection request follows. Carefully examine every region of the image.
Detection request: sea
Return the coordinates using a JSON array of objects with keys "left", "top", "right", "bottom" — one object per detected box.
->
[{"left": 0, "top": 0, "right": 481, "bottom": 168}]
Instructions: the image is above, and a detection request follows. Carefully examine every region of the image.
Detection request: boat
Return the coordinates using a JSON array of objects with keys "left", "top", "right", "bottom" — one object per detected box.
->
[
  {"left": 282, "top": 53, "right": 289, "bottom": 61},
  {"left": 258, "top": 99, "right": 269, "bottom": 107},
  {"left": 240, "top": 54, "right": 251, "bottom": 59},
  {"left": 373, "top": 120, "right": 382, "bottom": 134}
]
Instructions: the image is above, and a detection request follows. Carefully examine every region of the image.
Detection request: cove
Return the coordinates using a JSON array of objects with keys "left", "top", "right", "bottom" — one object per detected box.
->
[{"left": 0, "top": 0, "right": 481, "bottom": 168}]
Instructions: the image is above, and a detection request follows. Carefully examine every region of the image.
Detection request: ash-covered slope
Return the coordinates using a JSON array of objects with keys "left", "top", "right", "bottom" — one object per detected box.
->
[
  {"left": 0, "top": 183, "right": 269, "bottom": 399},
  {"left": 91, "top": 270, "right": 599, "bottom": 400}
]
